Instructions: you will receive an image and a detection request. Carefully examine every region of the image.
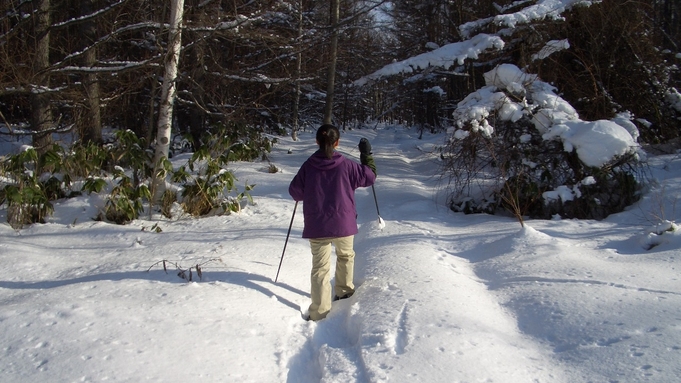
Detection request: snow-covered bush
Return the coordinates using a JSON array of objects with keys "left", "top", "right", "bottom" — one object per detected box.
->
[
  {"left": 172, "top": 148, "right": 242, "bottom": 217},
  {"left": 0, "top": 143, "right": 110, "bottom": 228},
  {"left": 443, "top": 64, "right": 644, "bottom": 220},
  {"left": 640, "top": 220, "right": 679, "bottom": 251},
  {"left": 666, "top": 88, "right": 681, "bottom": 114},
  {"left": 0, "top": 147, "right": 53, "bottom": 228},
  {"left": 0, "top": 127, "right": 259, "bottom": 227},
  {"left": 170, "top": 126, "right": 255, "bottom": 218}
]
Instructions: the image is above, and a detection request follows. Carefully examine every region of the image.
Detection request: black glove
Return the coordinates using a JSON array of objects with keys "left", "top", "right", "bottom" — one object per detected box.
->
[
  {"left": 359, "top": 138, "right": 372, "bottom": 155},
  {"left": 358, "top": 138, "right": 376, "bottom": 175}
]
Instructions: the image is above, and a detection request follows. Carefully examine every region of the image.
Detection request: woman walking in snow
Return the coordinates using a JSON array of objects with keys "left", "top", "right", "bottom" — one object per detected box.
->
[{"left": 288, "top": 124, "right": 377, "bottom": 321}]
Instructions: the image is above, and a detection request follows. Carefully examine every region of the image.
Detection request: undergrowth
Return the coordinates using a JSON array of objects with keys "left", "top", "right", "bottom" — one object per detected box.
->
[{"left": 0, "top": 127, "right": 273, "bottom": 228}]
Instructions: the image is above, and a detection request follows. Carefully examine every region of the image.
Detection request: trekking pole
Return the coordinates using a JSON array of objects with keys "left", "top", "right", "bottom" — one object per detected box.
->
[
  {"left": 275, "top": 201, "right": 298, "bottom": 283},
  {"left": 371, "top": 185, "right": 385, "bottom": 226}
]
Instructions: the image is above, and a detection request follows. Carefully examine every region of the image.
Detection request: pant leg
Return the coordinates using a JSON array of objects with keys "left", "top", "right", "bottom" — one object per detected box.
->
[
  {"left": 308, "top": 238, "right": 333, "bottom": 320},
  {"left": 333, "top": 235, "right": 355, "bottom": 298}
]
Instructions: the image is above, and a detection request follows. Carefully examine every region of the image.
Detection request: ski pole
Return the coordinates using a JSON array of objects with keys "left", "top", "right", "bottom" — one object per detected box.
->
[
  {"left": 275, "top": 201, "right": 298, "bottom": 283},
  {"left": 371, "top": 184, "right": 384, "bottom": 225}
]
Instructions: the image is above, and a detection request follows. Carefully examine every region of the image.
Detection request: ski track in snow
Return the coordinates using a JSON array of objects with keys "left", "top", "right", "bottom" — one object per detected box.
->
[{"left": 279, "top": 128, "right": 566, "bottom": 383}]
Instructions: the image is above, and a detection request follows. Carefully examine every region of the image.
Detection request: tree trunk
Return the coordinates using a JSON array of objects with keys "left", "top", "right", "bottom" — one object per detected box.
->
[
  {"left": 323, "top": 0, "right": 340, "bottom": 125},
  {"left": 31, "top": 0, "right": 53, "bottom": 155},
  {"left": 146, "top": 77, "right": 158, "bottom": 147},
  {"left": 291, "top": 0, "right": 304, "bottom": 141},
  {"left": 81, "top": 0, "right": 102, "bottom": 145},
  {"left": 152, "top": 0, "right": 185, "bottom": 199},
  {"left": 188, "top": 6, "right": 207, "bottom": 151}
]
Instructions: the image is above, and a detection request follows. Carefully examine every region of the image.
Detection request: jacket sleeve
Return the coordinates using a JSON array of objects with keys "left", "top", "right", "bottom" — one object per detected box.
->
[
  {"left": 288, "top": 165, "right": 305, "bottom": 201},
  {"left": 360, "top": 153, "right": 377, "bottom": 176},
  {"left": 349, "top": 159, "right": 376, "bottom": 189}
]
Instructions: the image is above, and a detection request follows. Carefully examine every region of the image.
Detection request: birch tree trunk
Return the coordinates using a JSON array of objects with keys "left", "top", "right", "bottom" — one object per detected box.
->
[
  {"left": 152, "top": 0, "right": 184, "bottom": 202},
  {"left": 322, "top": 0, "right": 340, "bottom": 125}
]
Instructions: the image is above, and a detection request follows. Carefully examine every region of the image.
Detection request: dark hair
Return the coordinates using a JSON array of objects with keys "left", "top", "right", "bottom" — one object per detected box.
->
[{"left": 316, "top": 124, "right": 340, "bottom": 159}]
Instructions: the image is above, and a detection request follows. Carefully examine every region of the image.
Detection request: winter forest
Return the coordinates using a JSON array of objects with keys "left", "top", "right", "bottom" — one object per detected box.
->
[
  {"left": 1, "top": 0, "right": 681, "bottom": 227},
  {"left": 3, "top": 0, "right": 680, "bottom": 142},
  {"left": 2, "top": 1, "right": 681, "bottom": 382}
]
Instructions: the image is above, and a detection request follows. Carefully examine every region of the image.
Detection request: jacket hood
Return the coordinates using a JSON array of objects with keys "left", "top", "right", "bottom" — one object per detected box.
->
[{"left": 307, "top": 150, "right": 344, "bottom": 171}]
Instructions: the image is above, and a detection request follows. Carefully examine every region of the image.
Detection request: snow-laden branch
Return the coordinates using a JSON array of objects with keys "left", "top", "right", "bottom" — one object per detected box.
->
[
  {"left": 50, "top": 0, "right": 127, "bottom": 29},
  {"left": 54, "top": 58, "right": 160, "bottom": 74},
  {"left": 0, "top": 1, "right": 36, "bottom": 41},
  {"left": 353, "top": 34, "right": 505, "bottom": 86},
  {"left": 53, "top": 21, "right": 162, "bottom": 67},
  {"left": 208, "top": 71, "right": 298, "bottom": 85},
  {"left": 532, "top": 39, "right": 570, "bottom": 61},
  {"left": 188, "top": 14, "right": 253, "bottom": 33},
  {"left": 459, "top": 0, "right": 600, "bottom": 39},
  {"left": 353, "top": 0, "right": 599, "bottom": 86},
  {"left": 1, "top": 84, "right": 69, "bottom": 96}
]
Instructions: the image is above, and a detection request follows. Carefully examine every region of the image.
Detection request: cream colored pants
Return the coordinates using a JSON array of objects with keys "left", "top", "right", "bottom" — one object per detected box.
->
[{"left": 308, "top": 236, "right": 355, "bottom": 321}]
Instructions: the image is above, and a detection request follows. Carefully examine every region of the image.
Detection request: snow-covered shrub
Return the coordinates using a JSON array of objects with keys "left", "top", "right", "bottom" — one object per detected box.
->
[
  {"left": 95, "top": 130, "right": 155, "bottom": 224},
  {"left": 666, "top": 88, "right": 681, "bottom": 114},
  {"left": 170, "top": 132, "right": 254, "bottom": 218},
  {"left": 0, "top": 147, "right": 53, "bottom": 228},
  {"left": 640, "top": 220, "right": 679, "bottom": 251},
  {"left": 103, "top": 169, "right": 151, "bottom": 224},
  {"left": 172, "top": 148, "right": 238, "bottom": 217},
  {"left": 443, "top": 64, "right": 644, "bottom": 220},
  {"left": 0, "top": 141, "right": 119, "bottom": 227}
]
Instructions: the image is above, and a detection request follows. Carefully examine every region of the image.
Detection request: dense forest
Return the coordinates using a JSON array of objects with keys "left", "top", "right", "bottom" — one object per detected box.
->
[
  {"left": 2, "top": 0, "right": 679, "bottom": 148},
  {"left": 1, "top": 0, "right": 680, "bottom": 226}
]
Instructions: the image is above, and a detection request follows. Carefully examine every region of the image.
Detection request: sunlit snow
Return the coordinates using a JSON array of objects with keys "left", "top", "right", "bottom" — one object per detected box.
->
[{"left": 1, "top": 126, "right": 680, "bottom": 382}]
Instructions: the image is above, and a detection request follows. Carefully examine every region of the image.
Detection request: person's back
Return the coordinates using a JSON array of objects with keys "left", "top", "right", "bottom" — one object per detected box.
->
[
  {"left": 288, "top": 124, "right": 377, "bottom": 320},
  {"left": 290, "top": 149, "right": 374, "bottom": 239}
]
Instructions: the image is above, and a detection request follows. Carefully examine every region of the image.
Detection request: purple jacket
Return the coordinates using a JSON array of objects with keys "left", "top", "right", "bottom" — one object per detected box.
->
[{"left": 289, "top": 150, "right": 376, "bottom": 239}]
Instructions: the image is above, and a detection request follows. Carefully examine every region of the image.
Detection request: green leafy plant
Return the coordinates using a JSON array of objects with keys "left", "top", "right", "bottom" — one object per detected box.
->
[
  {"left": 0, "top": 126, "right": 263, "bottom": 227},
  {"left": 160, "top": 189, "right": 178, "bottom": 219},
  {"left": 227, "top": 183, "right": 255, "bottom": 213},
  {"left": 0, "top": 142, "right": 112, "bottom": 228},
  {"left": 172, "top": 134, "right": 255, "bottom": 216},
  {"left": 175, "top": 147, "right": 236, "bottom": 216},
  {"left": 2, "top": 181, "right": 54, "bottom": 229},
  {"left": 102, "top": 169, "right": 151, "bottom": 224},
  {"left": 107, "top": 129, "right": 153, "bottom": 186},
  {"left": 0, "top": 147, "right": 54, "bottom": 229},
  {"left": 36, "top": 143, "right": 107, "bottom": 197},
  {"left": 202, "top": 122, "right": 276, "bottom": 162},
  {"left": 82, "top": 177, "right": 107, "bottom": 194},
  {"left": 141, "top": 222, "right": 163, "bottom": 233},
  {"left": 61, "top": 142, "right": 108, "bottom": 180}
]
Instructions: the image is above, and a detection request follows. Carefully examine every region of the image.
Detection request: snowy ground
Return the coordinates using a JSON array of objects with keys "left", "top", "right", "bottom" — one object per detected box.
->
[{"left": 1, "top": 126, "right": 680, "bottom": 382}]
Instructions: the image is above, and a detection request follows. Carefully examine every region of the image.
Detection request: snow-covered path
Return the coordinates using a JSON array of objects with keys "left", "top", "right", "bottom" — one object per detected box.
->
[
  {"left": 277, "top": 128, "right": 568, "bottom": 383},
  {"left": 1, "top": 126, "right": 680, "bottom": 382}
]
